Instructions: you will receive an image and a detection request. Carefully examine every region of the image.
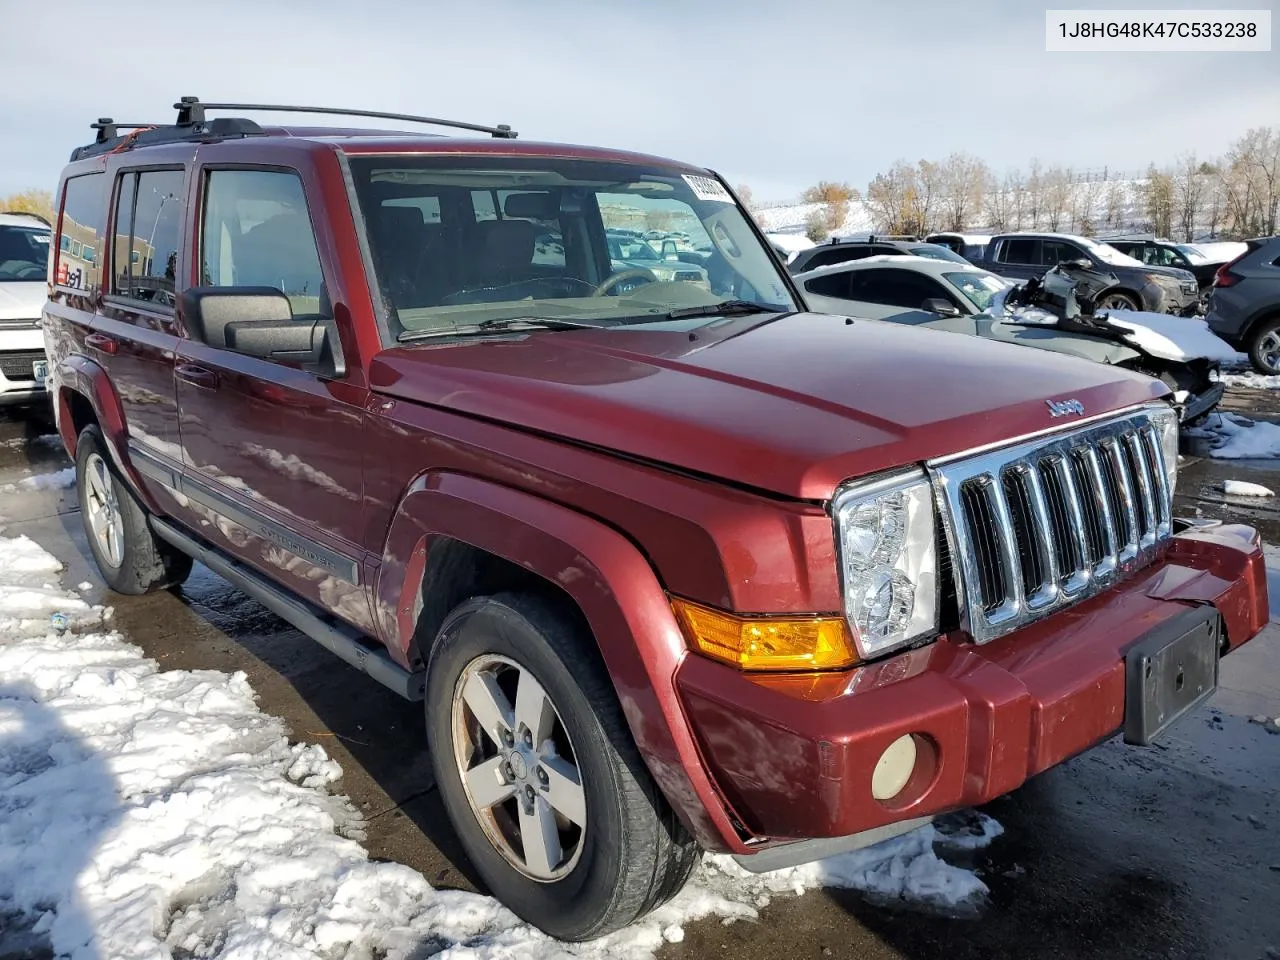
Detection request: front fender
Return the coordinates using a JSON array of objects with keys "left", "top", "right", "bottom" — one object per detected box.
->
[
  {"left": 55, "top": 355, "right": 162, "bottom": 513},
  {"left": 374, "top": 470, "right": 746, "bottom": 853}
]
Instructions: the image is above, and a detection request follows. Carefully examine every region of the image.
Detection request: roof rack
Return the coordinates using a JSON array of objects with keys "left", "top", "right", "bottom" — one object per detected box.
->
[
  {"left": 70, "top": 96, "right": 518, "bottom": 162},
  {"left": 174, "top": 97, "right": 517, "bottom": 139}
]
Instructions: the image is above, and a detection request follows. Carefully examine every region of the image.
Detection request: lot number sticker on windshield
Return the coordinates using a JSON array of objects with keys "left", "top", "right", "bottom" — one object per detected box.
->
[{"left": 683, "top": 175, "right": 734, "bottom": 204}]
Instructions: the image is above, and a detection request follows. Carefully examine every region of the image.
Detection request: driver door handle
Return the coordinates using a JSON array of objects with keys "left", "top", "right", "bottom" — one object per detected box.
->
[{"left": 176, "top": 363, "right": 219, "bottom": 390}]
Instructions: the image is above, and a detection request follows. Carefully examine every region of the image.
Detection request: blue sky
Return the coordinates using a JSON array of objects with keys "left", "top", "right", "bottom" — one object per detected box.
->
[{"left": 0, "top": 0, "right": 1275, "bottom": 202}]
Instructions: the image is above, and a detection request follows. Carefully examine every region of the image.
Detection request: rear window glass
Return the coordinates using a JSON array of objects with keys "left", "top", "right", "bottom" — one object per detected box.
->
[{"left": 55, "top": 173, "right": 107, "bottom": 294}]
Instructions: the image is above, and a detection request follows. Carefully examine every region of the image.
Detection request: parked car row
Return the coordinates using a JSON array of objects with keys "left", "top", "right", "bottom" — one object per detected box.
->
[
  {"left": 8, "top": 98, "right": 1276, "bottom": 943},
  {"left": 0, "top": 211, "right": 52, "bottom": 407}
]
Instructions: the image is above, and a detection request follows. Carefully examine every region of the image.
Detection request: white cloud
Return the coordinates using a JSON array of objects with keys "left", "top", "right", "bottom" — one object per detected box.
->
[{"left": 0, "top": 0, "right": 1275, "bottom": 202}]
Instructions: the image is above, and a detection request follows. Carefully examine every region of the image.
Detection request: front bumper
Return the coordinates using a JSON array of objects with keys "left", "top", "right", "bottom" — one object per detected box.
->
[{"left": 677, "top": 520, "right": 1266, "bottom": 845}]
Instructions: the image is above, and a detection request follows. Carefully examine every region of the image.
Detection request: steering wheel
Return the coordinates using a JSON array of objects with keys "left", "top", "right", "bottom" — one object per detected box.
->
[{"left": 591, "top": 268, "right": 660, "bottom": 298}]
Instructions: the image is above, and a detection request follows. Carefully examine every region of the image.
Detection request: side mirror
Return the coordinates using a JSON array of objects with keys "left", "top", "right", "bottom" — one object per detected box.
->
[
  {"left": 922, "top": 297, "right": 962, "bottom": 318},
  {"left": 180, "top": 286, "right": 343, "bottom": 375}
]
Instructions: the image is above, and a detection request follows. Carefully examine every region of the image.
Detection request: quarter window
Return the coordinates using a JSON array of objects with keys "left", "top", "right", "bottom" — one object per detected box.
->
[
  {"left": 200, "top": 170, "right": 325, "bottom": 316},
  {"left": 55, "top": 173, "right": 107, "bottom": 294}
]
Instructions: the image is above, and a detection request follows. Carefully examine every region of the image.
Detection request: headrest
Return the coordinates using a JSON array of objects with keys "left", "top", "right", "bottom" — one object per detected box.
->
[
  {"left": 502, "top": 192, "right": 557, "bottom": 220},
  {"left": 478, "top": 219, "right": 537, "bottom": 268}
]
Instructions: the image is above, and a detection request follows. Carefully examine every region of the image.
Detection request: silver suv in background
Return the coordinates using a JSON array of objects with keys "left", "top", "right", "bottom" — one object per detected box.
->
[
  {"left": 980, "top": 232, "right": 1200, "bottom": 315},
  {"left": 0, "top": 212, "right": 52, "bottom": 406},
  {"left": 1205, "top": 237, "right": 1280, "bottom": 373}
]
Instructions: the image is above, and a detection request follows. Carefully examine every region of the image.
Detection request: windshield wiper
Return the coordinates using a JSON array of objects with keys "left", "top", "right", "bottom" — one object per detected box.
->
[
  {"left": 397, "top": 316, "right": 603, "bottom": 342},
  {"left": 661, "top": 300, "right": 786, "bottom": 321}
]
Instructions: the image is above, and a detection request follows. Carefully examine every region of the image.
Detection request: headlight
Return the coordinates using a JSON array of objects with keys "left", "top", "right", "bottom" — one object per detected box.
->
[
  {"left": 1149, "top": 404, "right": 1179, "bottom": 498},
  {"left": 833, "top": 469, "right": 938, "bottom": 659}
]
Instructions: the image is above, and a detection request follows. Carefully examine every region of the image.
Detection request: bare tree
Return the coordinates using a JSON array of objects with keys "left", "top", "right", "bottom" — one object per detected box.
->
[
  {"left": 805, "top": 208, "right": 831, "bottom": 243},
  {"left": 1139, "top": 164, "right": 1175, "bottom": 236},
  {"left": 1104, "top": 176, "right": 1128, "bottom": 229},
  {"left": 801, "top": 181, "right": 858, "bottom": 204},
  {"left": 1171, "top": 153, "right": 1206, "bottom": 241},
  {"left": 1044, "top": 166, "right": 1074, "bottom": 231},
  {"left": 1071, "top": 175, "right": 1105, "bottom": 235},
  {"left": 735, "top": 183, "right": 755, "bottom": 209},
  {"left": 984, "top": 169, "right": 1019, "bottom": 230},
  {"left": 907, "top": 160, "right": 943, "bottom": 234},
  {"left": 939, "top": 152, "right": 990, "bottom": 231},
  {"left": 866, "top": 161, "right": 919, "bottom": 234},
  {"left": 1024, "top": 158, "right": 1046, "bottom": 230}
]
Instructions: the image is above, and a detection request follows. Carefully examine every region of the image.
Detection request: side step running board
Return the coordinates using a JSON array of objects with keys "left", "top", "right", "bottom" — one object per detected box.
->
[
  {"left": 730, "top": 816, "right": 932, "bottom": 873},
  {"left": 151, "top": 517, "right": 425, "bottom": 701}
]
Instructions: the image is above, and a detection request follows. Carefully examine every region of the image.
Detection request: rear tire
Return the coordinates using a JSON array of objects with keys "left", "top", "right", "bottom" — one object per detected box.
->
[
  {"left": 425, "top": 591, "right": 700, "bottom": 941},
  {"left": 1248, "top": 317, "right": 1280, "bottom": 375},
  {"left": 75, "top": 426, "right": 192, "bottom": 594}
]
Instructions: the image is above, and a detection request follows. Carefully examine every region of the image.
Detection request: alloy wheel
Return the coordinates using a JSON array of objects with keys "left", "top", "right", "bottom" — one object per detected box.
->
[
  {"left": 451, "top": 654, "right": 587, "bottom": 881},
  {"left": 1259, "top": 330, "right": 1280, "bottom": 374},
  {"left": 83, "top": 452, "right": 124, "bottom": 568}
]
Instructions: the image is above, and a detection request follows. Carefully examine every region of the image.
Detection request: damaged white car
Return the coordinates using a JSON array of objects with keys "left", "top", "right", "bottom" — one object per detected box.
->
[{"left": 797, "top": 254, "right": 1237, "bottom": 424}]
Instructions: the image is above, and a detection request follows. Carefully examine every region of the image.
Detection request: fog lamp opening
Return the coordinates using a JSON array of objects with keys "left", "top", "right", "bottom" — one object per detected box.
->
[{"left": 871, "top": 734, "right": 919, "bottom": 801}]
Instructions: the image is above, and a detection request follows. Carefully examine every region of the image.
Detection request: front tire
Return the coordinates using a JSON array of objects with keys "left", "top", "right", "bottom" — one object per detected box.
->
[
  {"left": 1249, "top": 318, "right": 1280, "bottom": 375},
  {"left": 75, "top": 426, "right": 192, "bottom": 594},
  {"left": 425, "top": 591, "right": 699, "bottom": 941},
  {"left": 1099, "top": 290, "right": 1140, "bottom": 312}
]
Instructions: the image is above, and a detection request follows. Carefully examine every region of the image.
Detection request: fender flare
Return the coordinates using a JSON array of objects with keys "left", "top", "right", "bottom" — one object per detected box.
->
[
  {"left": 55, "top": 355, "right": 162, "bottom": 514},
  {"left": 375, "top": 470, "right": 746, "bottom": 852}
]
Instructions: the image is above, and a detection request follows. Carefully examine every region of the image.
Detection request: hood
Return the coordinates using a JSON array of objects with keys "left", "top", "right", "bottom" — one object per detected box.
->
[
  {"left": 0, "top": 282, "right": 45, "bottom": 321},
  {"left": 370, "top": 314, "right": 1168, "bottom": 500}
]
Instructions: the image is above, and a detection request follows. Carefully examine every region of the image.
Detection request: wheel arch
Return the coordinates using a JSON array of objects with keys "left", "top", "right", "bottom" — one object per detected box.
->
[
  {"left": 373, "top": 469, "right": 745, "bottom": 853},
  {"left": 54, "top": 356, "right": 162, "bottom": 513}
]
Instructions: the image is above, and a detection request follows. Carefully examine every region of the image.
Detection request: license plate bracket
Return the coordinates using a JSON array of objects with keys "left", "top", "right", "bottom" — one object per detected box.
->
[{"left": 1124, "top": 607, "right": 1220, "bottom": 746}]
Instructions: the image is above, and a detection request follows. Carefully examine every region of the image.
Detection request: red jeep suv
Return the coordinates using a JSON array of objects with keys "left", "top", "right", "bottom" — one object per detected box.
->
[{"left": 42, "top": 98, "right": 1268, "bottom": 941}]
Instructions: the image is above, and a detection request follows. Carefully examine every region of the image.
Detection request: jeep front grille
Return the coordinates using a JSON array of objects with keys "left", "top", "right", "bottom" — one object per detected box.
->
[{"left": 932, "top": 407, "right": 1172, "bottom": 644}]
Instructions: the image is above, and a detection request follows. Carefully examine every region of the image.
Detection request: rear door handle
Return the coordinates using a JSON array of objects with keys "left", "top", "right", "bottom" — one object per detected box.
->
[
  {"left": 85, "top": 333, "right": 118, "bottom": 355},
  {"left": 176, "top": 363, "right": 219, "bottom": 390}
]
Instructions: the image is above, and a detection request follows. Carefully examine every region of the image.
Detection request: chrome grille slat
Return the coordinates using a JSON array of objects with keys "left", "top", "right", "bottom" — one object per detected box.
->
[
  {"left": 1050, "top": 454, "right": 1091, "bottom": 596},
  {"left": 932, "top": 407, "right": 1173, "bottom": 645}
]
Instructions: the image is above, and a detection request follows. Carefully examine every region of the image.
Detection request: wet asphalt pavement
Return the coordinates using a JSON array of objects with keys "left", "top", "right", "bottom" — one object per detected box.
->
[{"left": 1, "top": 398, "right": 1278, "bottom": 960}]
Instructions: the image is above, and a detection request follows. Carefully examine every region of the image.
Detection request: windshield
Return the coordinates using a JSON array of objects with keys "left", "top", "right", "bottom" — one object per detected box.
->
[
  {"left": 907, "top": 244, "right": 970, "bottom": 264},
  {"left": 0, "top": 224, "right": 51, "bottom": 282},
  {"left": 346, "top": 156, "right": 796, "bottom": 339},
  {"left": 944, "top": 270, "right": 1012, "bottom": 311},
  {"left": 1077, "top": 236, "right": 1143, "bottom": 267}
]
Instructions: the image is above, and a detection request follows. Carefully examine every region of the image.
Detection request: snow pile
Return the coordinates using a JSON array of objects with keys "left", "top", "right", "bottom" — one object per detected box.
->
[
  {"left": 1223, "top": 479, "right": 1275, "bottom": 497},
  {"left": 0, "top": 532, "right": 1003, "bottom": 958},
  {"left": 1103, "top": 310, "right": 1243, "bottom": 363},
  {"left": 1221, "top": 371, "right": 1280, "bottom": 390},
  {"left": 1188, "top": 413, "right": 1280, "bottom": 459},
  {"left": 0, "top": 467, "right": 77, "bottom": 494}
]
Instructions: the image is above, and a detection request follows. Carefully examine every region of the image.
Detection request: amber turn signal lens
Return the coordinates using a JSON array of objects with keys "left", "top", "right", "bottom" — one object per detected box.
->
[{"left": 671, "top": 598, "right": 858, "bottom": 671}]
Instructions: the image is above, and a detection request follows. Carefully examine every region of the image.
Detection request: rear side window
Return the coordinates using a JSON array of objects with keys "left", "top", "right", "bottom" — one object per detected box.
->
[
  {"left": 200, "top": 170, "right": 325, "bottom": 316},
  {"left": 804, "top": 272, "right": 851, "bottom": 298},
  {"left": 111, "top": 170, "right": 185, "bottom": 306},
  {"left": 1000, "top": 237, "right": 1037, "bottom": 264},
  {"left": 849, "top": 268, "right": 949, "bottom": 310},
  {"left": 55, "top": 173, "right": 107, "bottom": 294},
  {"left": 1041, "top": 239, "right": 1084, "bottom": 266}
]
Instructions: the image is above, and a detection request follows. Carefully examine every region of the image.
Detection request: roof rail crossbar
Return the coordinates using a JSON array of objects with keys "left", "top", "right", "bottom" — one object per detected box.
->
[
  {"left": 91, "top": 119, "right": 155, "bottom": 143},
  {"left": 173, "top": 97, "right": 518, "bottom": 139}
]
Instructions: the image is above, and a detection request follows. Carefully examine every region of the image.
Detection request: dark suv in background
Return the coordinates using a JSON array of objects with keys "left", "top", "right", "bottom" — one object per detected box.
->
[
  {"left": 1205, "top": 236, "right": 1280, "bottom": 373},
  {"left": 981, "top": 232, "right": 1200, "bottom": 315},
  {"left": 787, "top": 236, "right": 969, "bottom": 274}
]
